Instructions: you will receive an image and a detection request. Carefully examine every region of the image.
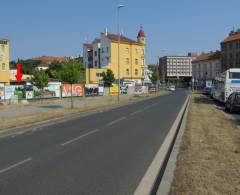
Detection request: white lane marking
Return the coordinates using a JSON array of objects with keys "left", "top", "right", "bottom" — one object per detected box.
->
[
  {"left": 107, "top": 117, "right": 126, "bottom": 126},
  {"left": 143, "top": 103, "right": 159, "bottom": 110},
  {"left": 130, "top": 110, "right": 142, "bottom": 116},
  {"left": 0, "top": 158, "right": 32, "bottom": 174},
  {"left": 61, "top": 129, "right": 99, "bottom": 146}
]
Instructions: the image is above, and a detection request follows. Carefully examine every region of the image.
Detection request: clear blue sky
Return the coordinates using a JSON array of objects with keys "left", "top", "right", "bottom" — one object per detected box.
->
[{"left": 1, "top": 0, "right": 240, "bottom": 63}]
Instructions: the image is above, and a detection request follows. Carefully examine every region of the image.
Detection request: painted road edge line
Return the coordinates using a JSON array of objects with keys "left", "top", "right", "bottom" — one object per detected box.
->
[
  {"left": 61, "top": 129, "right": 99, "bottom": 146},
  {"left": 0, "top": 158, "right": 32, "bottom": 174},
  {"left": 133, "top": 96, "right": 189, "bottom": 195}
]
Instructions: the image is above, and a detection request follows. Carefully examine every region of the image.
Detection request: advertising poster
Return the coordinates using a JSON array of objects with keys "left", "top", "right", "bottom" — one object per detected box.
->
[
  {"left": 4, "top": 85, "right": 22, "bottom": 99},
  {"left": 134, "top": 85, "right": 148, "bottom": 95},
  {"left": 85, "top": 84, "right": 98, "bottom": 97},
  {"left": 4, "top": 86, "right": 15, "bottom": 99},
  {"left": 25, "top": 91, "right": 34, "bottom": 99},
  {"left": 62, "top": 84, "right": 84, "bottom": 97},
  {"left": 110, "top": 84, "right": 119, "bottom": 96},
  {"left": 0, "top": 85, "right": 4, "bottom": 100},
  {"left": 43, "top": 82, "right": 61, "bottom": 98},
  {"left": 98, "top": 85, "right": 104, "bottom": 96}
]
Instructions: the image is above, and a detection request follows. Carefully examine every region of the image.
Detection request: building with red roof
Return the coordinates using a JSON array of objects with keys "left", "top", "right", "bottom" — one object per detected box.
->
[
  {"left": 221, "top": 29, "right": 240, "bottom": 71},
  {"left": 83, "top": 27, "right": 147, "bottom": 84},
  {"left": 192, "top": 51, "right": 221, "bottom": 84}
]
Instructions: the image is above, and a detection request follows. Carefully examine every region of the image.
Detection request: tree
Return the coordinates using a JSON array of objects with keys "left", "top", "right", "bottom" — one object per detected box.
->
[
  {"left": 60, "top": 60, "right": 81, "bottom": 109},
  {"left": 46, "top": 61, "right": 62, "bottom": 79},
  {"left": 150, "top": 66, "right": 159, "bottom": 84},
  {"left": 32, "top": 70, "right": 49, "bottom": 99},
  {"left": 11, "top": 59, "right": 41, "bottom": 74},
  {"left": 102, "top": 69, "right": 115, "bottom": 87}
]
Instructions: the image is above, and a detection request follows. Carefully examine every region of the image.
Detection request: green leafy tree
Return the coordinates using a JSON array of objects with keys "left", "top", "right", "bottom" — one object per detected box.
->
[
  {"left": 46, "top": 61, "right": 62, "bottom": 79},
  {"left": 60, "top": 60, "right": 81, "bottom": 109},
  {"left": 102, "top": 69, "right": 115, "bottom": 87},
  {"left": 32, "top": 70, "right": 49, "bottom": 99},
  {"left": 150, "top": 66, "right": 159, "bottom": 84}
]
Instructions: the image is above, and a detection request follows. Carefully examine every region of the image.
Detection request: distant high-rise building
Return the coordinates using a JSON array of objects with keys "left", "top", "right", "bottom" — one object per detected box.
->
[
  {"left": 221, "top": 29, "right": 240, "bottom": 72},
  {"left": 159, "top": 53, "right": 196, "bottom": 83}
]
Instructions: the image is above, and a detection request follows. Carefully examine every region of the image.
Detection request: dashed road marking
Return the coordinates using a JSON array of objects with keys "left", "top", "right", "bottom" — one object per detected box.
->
[
  {"left": 130, "top": 110, "right": 142, "bottom": 116},
  {"left": 0, "top": 158, "right": 32, "bottom": 174},
  {"left": 107, "top": 117, "right": 126, "bottom": 126},
  {"left": 61, "top": 129, "right": 99, "bottom": 146}
]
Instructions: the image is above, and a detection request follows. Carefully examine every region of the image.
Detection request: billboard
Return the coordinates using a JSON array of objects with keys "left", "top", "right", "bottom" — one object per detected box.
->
[
  {"left": 85, "top": 84, "right": 98, "bottom": 96},
  {"left": 110, "top": 84, "right": 119, "bottom": 96},
  {"left": 4, "top": 85, "right": 23, "bottom": 99},
  {"left": 0, "top": 84, "right": 4, "bottom": 100},
  {"left": 62, "top": 84, "right": 83, "bottom": 97}
]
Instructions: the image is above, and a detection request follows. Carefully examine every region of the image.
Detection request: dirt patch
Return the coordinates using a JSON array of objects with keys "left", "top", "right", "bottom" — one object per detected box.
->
[{"left": 170, "top": 94, "right": 240, "bottom": 195}]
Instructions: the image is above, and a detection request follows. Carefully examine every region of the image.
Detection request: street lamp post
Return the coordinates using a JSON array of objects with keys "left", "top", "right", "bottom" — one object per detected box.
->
[{"left": 117, "top": 4, "right": 125, "bottom": 103}]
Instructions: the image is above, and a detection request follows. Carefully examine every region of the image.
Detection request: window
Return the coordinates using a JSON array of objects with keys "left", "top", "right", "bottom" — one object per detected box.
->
[
  {"left": 135, "top": 59, "right": 138, "bottom": 65},
  {"left": 1, "top": 45, "right": 4, "bottom": 53},
  {"left": 229, "top": 72, "right": 240, "bottom": 79},
  {"left": 94, "top": 61, "right": 97, "bottom": 67},
  {"left": 106, "top": 57, "right": 109, "bottom": 63},
  {"left": 2, "top": 63, "right": 6, "bottom": 71},
  {"left": 135, "top": 69, "right": 138, "bottom": 76},
  {"left": 142, "top": 59, "right": 145, "bottom": 66},
  {"left": 135, "top": 48, "right": 138, "bottom": 55},
  {"left": 126, "top": 68, "right": 129, "bottom": 76},
  {"left": 106, "top": 47, "right": 109, "bottom": 52},
  {"left": 126, "top": 58, "right": 129, "bottom": 65},
  {"left": 102, "top": 48, "right": 104, "bottom": 53},
  {"left": 96, "top": 73, "right": 103, "bottom": 77},
  {"left": 94, "top": 51, "right": 97, "bottom": 56},
  {"left": 142, "top": 49, "right": 145, "bottom": 55},
  {"left": 126, "top": 48, "right": 129, "bottom": 54}
]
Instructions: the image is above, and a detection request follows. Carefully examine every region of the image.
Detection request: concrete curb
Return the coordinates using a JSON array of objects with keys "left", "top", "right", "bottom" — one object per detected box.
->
[
  {"left": 133, "top": 95, "right": 189, "bottom": 195},
  {"left": 156, "top": 95, "right": 190, "bottom": 195},
  {"left": 0, "top": 92, "right": 171, "bottom": 139}
]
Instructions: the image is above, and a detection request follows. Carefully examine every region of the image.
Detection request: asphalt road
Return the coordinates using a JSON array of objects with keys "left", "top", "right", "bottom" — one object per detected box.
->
[{"left": 0, "top": 89, "right": 188, "bottom": 195}]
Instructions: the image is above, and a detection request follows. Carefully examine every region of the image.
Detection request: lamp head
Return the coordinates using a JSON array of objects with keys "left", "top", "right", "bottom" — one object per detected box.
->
[{"left": 117, "top": 4, "right": 125, "bottom": 9}]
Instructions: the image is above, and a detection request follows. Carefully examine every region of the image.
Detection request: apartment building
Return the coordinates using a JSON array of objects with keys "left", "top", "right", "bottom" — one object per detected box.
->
[
  {"left": 159, "top": 53, "right": 196, "bottom": 82},
  {"left": 221, "top": 29, "right": 240, "bottom": 72},
  {"left": 192, "top": 51, "right": 221, "bottom": 81},
  {"left": 83, "top": 27, "right": 146, "bottom": 84},
  {"left": 0, "top": 39, "right": 10, "bottom": 84}
]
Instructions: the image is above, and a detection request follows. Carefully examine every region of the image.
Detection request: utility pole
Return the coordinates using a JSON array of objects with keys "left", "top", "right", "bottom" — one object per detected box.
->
[{"left": 117, "top": 4, "right": 125, "bottom": 103}]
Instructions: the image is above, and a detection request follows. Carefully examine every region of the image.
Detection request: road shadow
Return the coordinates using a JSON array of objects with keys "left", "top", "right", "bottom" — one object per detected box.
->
[
  {"left": 37, "top": 105, "right": 63, "bottom": 109},
  {"left": 193, "top": 95, "right": 215, "bottom": 105}
]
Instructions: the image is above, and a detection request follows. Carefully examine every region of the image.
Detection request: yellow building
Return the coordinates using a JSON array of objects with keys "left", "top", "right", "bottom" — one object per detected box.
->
[
  {"left": 84, "top": 27, "right": 146, "bottom": 84},
  {"left": 0, "top": 39, "right": 10, "bottom": 84}
]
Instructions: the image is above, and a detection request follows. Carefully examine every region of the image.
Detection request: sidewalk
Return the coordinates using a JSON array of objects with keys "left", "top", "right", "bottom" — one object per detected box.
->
[{"left": 0, "top": 95, "right": 133, "bottom": 118}]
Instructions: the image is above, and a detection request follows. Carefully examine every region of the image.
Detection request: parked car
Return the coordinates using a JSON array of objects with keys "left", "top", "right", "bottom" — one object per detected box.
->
[
  {"left": 225, "top": 92, "right": 240, "bottom": 113},
  {"left": 203, "top": 87, "right": 211, "bottom": 95},
  {"left": 168, "top": 85, "right": 176, "bottom": 91}
]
